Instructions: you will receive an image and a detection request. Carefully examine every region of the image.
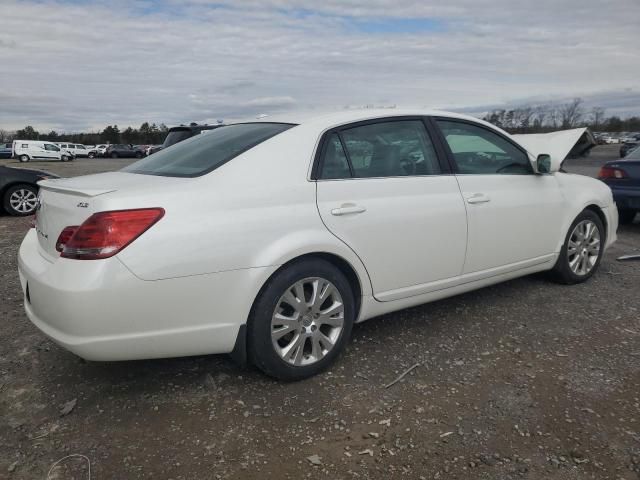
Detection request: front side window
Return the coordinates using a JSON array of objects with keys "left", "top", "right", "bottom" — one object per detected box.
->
[
  {"left": 319, "top": 120, "right": 440, "bottom": 179},
  {"left": 436, "top": 120, "right": 532, "bottom": 175},
  {"left": 45, "top": 144, "right": 60, "bottom": 151},
  {"left": 123, "top": 122, "right": 294, "bottom": 177}
]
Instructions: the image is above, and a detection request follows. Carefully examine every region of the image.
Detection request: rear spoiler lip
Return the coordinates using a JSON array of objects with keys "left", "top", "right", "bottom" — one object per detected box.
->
[{"left": 37, "top": 179, "right": 116, "bottom": 197}]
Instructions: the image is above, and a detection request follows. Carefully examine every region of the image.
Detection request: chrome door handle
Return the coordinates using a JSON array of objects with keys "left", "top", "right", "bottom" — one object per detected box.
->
[
  {"left": 466, "top": 194, "right": 491, "bottom": 204},
  {"left": 331, "top": 204, "right": 367, "bottom": 216}
]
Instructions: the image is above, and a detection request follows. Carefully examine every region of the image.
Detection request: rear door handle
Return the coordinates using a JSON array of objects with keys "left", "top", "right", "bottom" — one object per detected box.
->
[
  {"left": 466, "top": 194, "right": 491, "bottom": 204},
  {"left": 331, "top": 204, "right": 367, "bottom": 216}
]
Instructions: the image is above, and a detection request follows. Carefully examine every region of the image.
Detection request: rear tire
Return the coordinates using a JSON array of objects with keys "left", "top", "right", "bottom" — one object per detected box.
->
[
  {"left": 110, "top": 152, "right": 118, "bottom": 158},
  {"left": 61, "top": 155, "right": 70, "bottom": 162},
  {"left": 618, "top": 209, "right": 637, "bottom": 225},
  {"left": 248, "top": 258, "right": 355, "bottom": 381},
  {"left": 135, "top": 152, "right": 143, "bottom": 158},
  {"left": 88, "top": 152, "right": 96, "bottom": 159},
  {"left": 550, "top": 210, "right": 604, "bottom": 284},
  {"left": 3, "top": 184, "right": 38, "bottom": 216},
  {"left": 19, "top": 154, "right": 29, "bottom": 163}
]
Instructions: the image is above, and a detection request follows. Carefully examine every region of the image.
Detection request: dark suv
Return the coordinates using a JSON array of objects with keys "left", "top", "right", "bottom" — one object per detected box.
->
[
  {"left": 105, "top": 144, "right": 144, "bottom": 158},
  {"left": 147, "top": 123, "right": 224, "bottom": 155}
]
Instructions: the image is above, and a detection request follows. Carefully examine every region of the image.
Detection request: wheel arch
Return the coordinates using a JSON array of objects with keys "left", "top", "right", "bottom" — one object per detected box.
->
[
  {"left": 232, "top": 251, "right": 366, "bottom": 365},
  {"left": 584, "top": 203, "right": 608, "bottom": 239}
]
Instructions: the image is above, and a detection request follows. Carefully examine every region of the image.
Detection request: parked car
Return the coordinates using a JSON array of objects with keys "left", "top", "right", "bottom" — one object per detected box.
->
[
  {"left": 88, "top": 145, "right": 107, "bottom": 158},
  {"left": 606, "top": 136, "right": 621, "bottom": 144},
  {"left": 0, "top": 165, "right": 59, "bottom": 216},
  {"left": 147, "top": 123, "right": 224, "bottom": 155},
  {"left": 57, "top": 143, "right": 91, "bottom": 158},
  {"left": 0, "top": 143, "right": 13, "bottom": 159},
  {"left": 19, "top": 110, "right": 617, "bottom": 380},
  {"left": 104, "top": 144, "right": 144, "bottom": 158},
  {"left": 599, "top": 145, "right": 640, "bottom": 224},
  {"left": 145, "top": 145, "right": 162, "bottom": 156},
  {"left": 620, "top": 141, "right": 640, "bottom": 158},
  {"left": 12, "top": 140, "right": 74, "bottom": 162}
]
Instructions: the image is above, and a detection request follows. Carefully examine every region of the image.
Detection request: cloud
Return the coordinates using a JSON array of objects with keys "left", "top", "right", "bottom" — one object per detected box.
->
[{"left": 0, "top": 0, "right": 639, "bottom": 131}]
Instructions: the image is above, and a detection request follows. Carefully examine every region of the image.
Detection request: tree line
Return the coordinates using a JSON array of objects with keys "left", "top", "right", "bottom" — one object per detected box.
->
[
  {"left": 0, "top": 122, "right": 170, "bottom": 145},
  {"left": 1, "top": 100, "right": 640, "bottom": 144},
  {"left": 482, "top": 98, "right": 640, "bottom": 134}
]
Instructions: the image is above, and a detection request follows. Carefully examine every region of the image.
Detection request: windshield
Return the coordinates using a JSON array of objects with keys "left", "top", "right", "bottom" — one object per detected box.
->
[
  {"left": 122, "top": 122, "right": 294, "bottom": 177},
  {"left": 162, "top": 129, "right": 194, "bottom": 148}
]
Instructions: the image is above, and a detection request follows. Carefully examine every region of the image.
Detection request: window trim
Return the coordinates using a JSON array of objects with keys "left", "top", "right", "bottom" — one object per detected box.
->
[
  {"left": 311, "top": 116, "right": 452, "bottom": 181},
  {"left": 431, "top": 116, "right": 534, "bottom": 175}
]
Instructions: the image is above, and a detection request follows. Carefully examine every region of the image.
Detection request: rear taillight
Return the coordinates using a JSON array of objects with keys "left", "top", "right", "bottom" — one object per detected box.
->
[
  {"left": 56, "top": 226, "right": 79, "bottom": 252},
  {"left": 598, "top": 166, "right": 629, "bottom": 179},
  {"left": 60, "top": 208, "right": 164, "bottom": 260}
]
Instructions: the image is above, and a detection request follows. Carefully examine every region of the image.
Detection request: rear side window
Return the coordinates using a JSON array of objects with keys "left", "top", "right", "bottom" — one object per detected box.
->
[
  {"left": 436, "top": 120, "right": 532, "bottom": 175},
  {"left": 319, "top": 120, "right": 440, "bottom": 179},
  {"left": 123, "top": 123, "right": 294, "bottom": 177}
]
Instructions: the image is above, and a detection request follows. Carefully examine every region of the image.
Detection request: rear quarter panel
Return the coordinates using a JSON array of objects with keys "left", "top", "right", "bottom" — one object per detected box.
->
[{"left": 114, "top": 125, "right": 373, "bottom": 295}]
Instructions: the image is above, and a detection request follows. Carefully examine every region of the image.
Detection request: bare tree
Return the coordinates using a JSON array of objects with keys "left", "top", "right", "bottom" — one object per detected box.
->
[
  {"left": 559, "top": 98, "right": 584, "bottom": 128},
  {"left": 589, "top": 107, "right": 606, "bottom": 130}
]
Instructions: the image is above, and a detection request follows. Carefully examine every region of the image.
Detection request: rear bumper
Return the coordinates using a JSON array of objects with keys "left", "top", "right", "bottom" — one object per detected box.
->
[
  {"left": 611, "top": 187, "right": 640, "bottom": 210},
  {"left": 18, "top": 229, "right": 273, "bottom": 361}
]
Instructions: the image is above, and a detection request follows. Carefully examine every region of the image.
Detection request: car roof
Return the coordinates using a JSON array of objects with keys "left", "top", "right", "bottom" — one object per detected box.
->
[{"left": 243, "top": 108, "right": 494, "bottom": 129}]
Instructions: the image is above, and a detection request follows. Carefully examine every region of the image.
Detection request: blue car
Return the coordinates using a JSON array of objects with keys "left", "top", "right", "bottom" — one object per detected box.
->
[
  {"left": 599, "top": 146, "right": 640, "bottom": 224},
  {"left": 0, "top": 143, "right": 12, "bottom": 159}
]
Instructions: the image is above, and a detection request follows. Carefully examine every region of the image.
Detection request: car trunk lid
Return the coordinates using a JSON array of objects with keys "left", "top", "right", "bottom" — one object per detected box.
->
[{"left": 34, "top": 171, "right": 178, "bottom": 261}]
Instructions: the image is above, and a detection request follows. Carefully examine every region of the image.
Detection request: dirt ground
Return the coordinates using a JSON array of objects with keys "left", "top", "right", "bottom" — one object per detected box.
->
[{"left": 1, "top": 145, "right": 639, "bottom": 479}]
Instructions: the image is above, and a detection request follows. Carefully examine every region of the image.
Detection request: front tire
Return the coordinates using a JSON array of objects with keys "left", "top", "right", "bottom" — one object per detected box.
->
[
  {"left": 3, "top": 184, "right": 38, "bottom": 216},
  {"left": 248, "top": 259, "right": 355, "bottom": 381},
  {"left": 110, "top": 152, "right": 118, "bottom": 158},
  {"left": 88, "top": 152, "right": 96, "bottom": 159},
  {"left": 550, "top": 210, "right": 604, "bottom": 284}
]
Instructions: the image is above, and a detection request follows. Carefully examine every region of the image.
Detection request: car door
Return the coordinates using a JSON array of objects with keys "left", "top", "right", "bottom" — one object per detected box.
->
[
  {"left": 433, "top": 117, "right": 566, "bottom": 275},
  {"left": 43, "top": 143, "right": 61, "bottom": 160},
  {"left": 315, "top": 117, "right": 468, "bottom": 301}
]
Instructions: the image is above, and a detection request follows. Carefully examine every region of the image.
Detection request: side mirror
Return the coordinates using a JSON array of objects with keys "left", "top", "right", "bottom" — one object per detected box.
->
[{"left": 535, "top": 154, "right": 552, "bottom": 174}]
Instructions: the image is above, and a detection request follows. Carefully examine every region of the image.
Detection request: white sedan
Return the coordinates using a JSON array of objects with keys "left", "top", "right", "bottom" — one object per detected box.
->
[{"left": 18, "top": 110, "right": 617, "bottom": 380}]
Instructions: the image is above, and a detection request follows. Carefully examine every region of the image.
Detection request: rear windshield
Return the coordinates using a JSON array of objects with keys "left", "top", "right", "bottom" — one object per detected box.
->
[
  {"left": 122, "top": 123, "right": 294, "bottom": 177},
  {"left": 162, "top": 129, "right": 193, "bottom": 148}
]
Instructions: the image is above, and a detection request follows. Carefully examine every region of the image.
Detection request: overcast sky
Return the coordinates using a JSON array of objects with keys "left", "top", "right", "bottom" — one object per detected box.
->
[{"left": 1, "top": 0, "right": 639, "bottom": 132}]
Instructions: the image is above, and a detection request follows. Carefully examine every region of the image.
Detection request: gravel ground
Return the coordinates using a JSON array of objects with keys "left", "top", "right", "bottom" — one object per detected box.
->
[{"left": 1, "top": 145, "right": 639, "bottom": 479}]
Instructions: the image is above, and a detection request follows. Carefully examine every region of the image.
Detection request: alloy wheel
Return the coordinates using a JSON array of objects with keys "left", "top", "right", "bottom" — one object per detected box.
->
[
  {"left": 9, "top": 188, "right": 38, "bottom": 214},
  {"left": 567, "top": 219, "right": 600, "bottom": 276},
  {"left": 271, "top": 277, "right": 345, "bottom": 366}
]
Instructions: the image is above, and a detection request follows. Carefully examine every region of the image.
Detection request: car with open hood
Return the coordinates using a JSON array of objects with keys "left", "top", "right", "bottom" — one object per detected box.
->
[{"left": 18, "top": 109, "right": 617, "bottom": 380}]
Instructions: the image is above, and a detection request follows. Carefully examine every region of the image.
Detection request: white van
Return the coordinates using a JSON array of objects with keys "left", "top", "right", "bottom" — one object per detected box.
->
[
  {"left": 57, "top": 143, "right": 90, "bottom": 157},
  {"left": 12, "top": 140, "right": 74, "bottom": 162}
]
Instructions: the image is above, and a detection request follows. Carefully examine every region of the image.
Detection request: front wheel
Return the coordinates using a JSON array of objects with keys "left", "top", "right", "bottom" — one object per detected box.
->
[
  {"left": 135, "top": 152, "right": 143, "bottom": 158},
  {"left": 248, "top": 259, "right": 355, "bottom": 381},
  {"left": 88, "top": 152, "right": 96, "bottom": 159},
  {"left": 110, "top": 152, "right": 118, "bottom": 158},
  {"left": 61, "top": 155, "right": 70, "bottom": 162},
  {"left": 3, "top": 184, "right": 38, "bottom": 216},
  {"left": 550, "top": 210, "right": 604, "bottom": 284}
]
